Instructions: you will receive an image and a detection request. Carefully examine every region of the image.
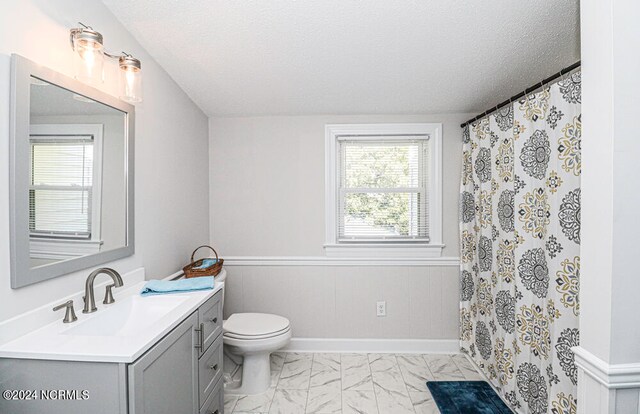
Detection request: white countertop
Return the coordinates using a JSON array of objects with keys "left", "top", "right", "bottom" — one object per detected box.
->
[{"left": 0, "top": 280, "right": 223, "bottom": 363}]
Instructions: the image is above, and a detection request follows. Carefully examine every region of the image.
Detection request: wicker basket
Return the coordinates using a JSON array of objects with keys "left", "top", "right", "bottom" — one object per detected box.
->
[{"left": 183, "top": 245, "right": 224, "bottom": 278}]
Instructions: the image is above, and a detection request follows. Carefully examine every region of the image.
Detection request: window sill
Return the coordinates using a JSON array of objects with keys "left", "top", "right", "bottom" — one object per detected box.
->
[
  {"left": 323, "top": 243, "right": 445, "bottom": 258},
  {"left": 29, "top": 238, "right": 103, "bottom": 260}
]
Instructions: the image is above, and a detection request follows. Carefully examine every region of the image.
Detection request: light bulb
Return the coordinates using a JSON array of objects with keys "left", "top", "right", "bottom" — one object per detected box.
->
[{"left": 119, "top": 56, "right": 142, "bottom": 103}]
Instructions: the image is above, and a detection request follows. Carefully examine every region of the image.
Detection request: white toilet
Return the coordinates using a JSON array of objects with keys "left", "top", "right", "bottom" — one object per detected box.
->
[{"left": 214, "top": 269, "right": 291, "bottom": 395}]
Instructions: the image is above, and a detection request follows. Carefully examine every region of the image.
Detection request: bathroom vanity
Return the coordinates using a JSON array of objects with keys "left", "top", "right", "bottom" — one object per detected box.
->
[
  {"left": 0, "top": 282, "right": 224, "bottom": 414},
  {"left": 3, "top": 53, "right": 224, "bottom": 414},
  {"left": 3, "top": 50, "right": 225, "bottom": 414}
]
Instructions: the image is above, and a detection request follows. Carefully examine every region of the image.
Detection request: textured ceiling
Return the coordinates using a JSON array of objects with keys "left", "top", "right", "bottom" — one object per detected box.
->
[{"left": 102, "top": 0, "right": 580, "bottom": 117}]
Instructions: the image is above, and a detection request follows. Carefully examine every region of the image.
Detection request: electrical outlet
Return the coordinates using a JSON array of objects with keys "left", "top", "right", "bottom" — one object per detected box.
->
[{"left": 376, "top": 301, "right": 386, "bottom": 317}]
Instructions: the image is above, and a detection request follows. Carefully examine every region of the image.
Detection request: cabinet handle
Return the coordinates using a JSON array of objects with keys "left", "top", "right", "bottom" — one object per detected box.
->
[
  {"left": 209, "top": 364, "right": 218, "bottom": 370},
  {"left": 210, "top": 317, "right": 218, "bottom": 323},
  {"left": 194, "top": 323, "right": 204, "bottom": 350},
  {"left": 212, "top": 410, "right": 219, "bottom": 414}
]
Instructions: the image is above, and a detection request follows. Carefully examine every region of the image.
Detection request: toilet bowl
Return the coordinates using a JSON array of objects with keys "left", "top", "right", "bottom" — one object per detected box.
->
[
  {"left": 223, "top": 313, "right": 291, "bottom": 394},
  {"left": 214, "top": 269, "right": 291, "bottom": 395}
]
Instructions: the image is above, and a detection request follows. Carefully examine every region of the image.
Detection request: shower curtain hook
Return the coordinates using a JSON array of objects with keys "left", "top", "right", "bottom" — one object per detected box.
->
[
  {"left": 559, "top": 68, "right": 569, "bottom": 85},
  {"left": 523, "top": 87, "right": 531, "bottom": 108}
]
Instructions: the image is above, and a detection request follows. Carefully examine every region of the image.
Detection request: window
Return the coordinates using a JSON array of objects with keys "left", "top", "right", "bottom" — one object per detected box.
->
[
  {"left": 325, "top": 124, "right": 443, "bottom": 258},
  {"left": 30, "top": 138, "right": 94, "bottom": 238},
  {"left": 29, "top": 124, "right": 103, "bottom": 259}
]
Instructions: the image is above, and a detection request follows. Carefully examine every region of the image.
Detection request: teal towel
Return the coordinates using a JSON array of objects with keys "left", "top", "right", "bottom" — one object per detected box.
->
[
  {"left": 140, "top": 277, "right": 215, "bottom": 296},
  {"left": 193, "top": 258, "right": 218, "bottom": 269}
]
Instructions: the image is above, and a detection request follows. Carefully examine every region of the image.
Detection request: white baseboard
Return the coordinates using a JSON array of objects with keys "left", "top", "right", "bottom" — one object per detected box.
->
[{"left": 281, "top": 337, "right": 460, "bottom": 354}]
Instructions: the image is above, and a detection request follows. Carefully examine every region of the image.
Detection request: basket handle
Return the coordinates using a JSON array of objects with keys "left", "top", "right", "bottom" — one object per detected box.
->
[{"left": 190, "top": 245, "right": 219, "bottom": 263}]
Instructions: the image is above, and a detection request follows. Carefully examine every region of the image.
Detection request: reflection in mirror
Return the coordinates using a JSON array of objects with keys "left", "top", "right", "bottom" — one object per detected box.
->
[{"left": 28, "top": 76, "right": 126, "bottom": 269}]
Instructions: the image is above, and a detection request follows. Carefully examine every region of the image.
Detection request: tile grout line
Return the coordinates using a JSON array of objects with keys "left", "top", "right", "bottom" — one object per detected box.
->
[
  {"left": 306, "top": 352, "right": 342, "bottom": 414},
  {"left": 368, "top": 354, "right": 382, "bottom": 414},
  {"left": 231, "top": 396, "right": 239, "bottom": 413},
  {"left": 267, "top": 353, "right": 285, "bottom": 414},
  {"left": 393, "top": 354, "right": 419, "bottom": 414},
  {"left": 370, "top": 366, "right": 382, "bottom": 413},
  {"left": 338, "top": 354, "right": 343, "bottom": 414},
  {"left": 423, "top": 353, "right": 436, "bottom": 381},
  {"left": 420, "top": 353, "right": 439, "bottom": 381},
  {"left": 303, "top": 353, "right": 315, "bottom": 414},
  {"left": 395, "top": 355, "right": 423, "bottom": 414},
  {"left": 449, "top": 355, "right": 469, "bottom": 380},
  {"left": 340, "top": 353, "right": 344, "bottom": 414}
]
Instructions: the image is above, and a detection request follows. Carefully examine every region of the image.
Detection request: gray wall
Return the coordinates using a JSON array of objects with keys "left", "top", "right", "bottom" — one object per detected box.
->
[
  {"left": 224, "top": 265, "right": 460, "bottom": 339},
  {"left": 209, "top": 114, "right": 470, "bottom": 339},
  {"left": 0, "top": 0, "right": 210, "bottom": 321}
]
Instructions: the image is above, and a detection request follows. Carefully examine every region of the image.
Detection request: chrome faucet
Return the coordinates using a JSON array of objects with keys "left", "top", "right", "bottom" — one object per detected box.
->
[{"left": 82, "top": 268, "right": 124, "bottom": 314}]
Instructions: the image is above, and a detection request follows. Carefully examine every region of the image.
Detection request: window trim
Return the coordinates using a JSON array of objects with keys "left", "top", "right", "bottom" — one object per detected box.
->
[
  {"left": 29, "top": 123, "right": 104, "bottom": 259},
  {"left": 324, "top": 123, "right": 443, "bottom": 258}
]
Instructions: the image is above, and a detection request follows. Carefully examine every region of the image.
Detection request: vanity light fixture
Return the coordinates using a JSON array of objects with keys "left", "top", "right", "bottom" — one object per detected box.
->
[{"left": 70, "top": 22, "right": 143, "bottom": 103}]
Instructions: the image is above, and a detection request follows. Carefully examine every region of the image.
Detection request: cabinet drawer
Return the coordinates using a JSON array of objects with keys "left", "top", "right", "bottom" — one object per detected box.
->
[
  {"left": 198, "top": 291, "right": 222, "bottom": 355},
  {"left": 199, "top": 376, "right": 224, "bottom": 414},
  {"left": 199, "top": 335, "right": 223, "bottom": 407}
]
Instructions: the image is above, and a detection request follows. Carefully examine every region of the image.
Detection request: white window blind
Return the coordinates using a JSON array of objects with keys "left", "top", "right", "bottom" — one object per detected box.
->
[
  {"left": 29, "top": 136, "right": 94, "bottom": 239},
  {"left": 337, "top": 136, "right": 430, "bottom": 242}
]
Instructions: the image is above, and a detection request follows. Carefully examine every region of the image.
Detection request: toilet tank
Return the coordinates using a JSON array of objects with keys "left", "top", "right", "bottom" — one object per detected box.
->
[{"left": 214, "top": 268, "right": 227, "bottom": 315}]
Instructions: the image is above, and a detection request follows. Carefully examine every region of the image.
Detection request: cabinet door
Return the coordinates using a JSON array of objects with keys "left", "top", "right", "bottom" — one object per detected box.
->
[{"left": 128, "top": 312, "right": 198, "bottom": 414}]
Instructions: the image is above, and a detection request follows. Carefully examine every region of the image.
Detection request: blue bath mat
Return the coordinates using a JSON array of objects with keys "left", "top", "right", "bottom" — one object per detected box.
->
[{"left": 426, "top": 381, "right": 513, "bottom": 413}]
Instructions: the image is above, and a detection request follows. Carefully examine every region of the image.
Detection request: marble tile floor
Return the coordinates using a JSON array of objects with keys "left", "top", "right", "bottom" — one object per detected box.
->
[{"left": 224, "top": 352, "right": 484, "bottom": 414}]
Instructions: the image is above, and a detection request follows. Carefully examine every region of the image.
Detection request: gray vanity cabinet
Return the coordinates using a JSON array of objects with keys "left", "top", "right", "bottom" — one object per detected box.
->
[
  {"left": 128, "top": 312, "right": 199, "bottom": 414},
  {"left": 128, "top": 291, "right": 224, "bottom": 414},
  {"left": 0, "top": 290, "right": 224, "bottom": 414}
]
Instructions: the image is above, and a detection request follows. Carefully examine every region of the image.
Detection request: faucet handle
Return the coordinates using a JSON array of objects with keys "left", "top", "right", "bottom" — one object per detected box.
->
[
  {"left": 53, "top": 300, "right": 78, "bottom": 323},
  {"left": 103, "top": 284, "right": 116, "bottom": 305}
]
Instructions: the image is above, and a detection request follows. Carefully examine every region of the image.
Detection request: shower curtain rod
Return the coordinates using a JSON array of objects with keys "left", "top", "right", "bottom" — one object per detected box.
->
[{"left": 460, "top": 60, "right": 581, "bottom": 129}]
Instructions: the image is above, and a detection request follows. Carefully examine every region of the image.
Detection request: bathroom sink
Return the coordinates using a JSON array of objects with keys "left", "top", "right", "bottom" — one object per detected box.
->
[
  {"left": 0, "top": 280, "right": 223, "bottom": 362},
  {"left": 63, "top": 294, "right": 190, "bottom": 337}
]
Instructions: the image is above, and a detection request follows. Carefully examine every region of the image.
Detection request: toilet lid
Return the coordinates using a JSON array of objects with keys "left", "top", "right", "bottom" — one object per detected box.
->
[{"left": 224, "top": 313, "right": 290, "bottom": 337}]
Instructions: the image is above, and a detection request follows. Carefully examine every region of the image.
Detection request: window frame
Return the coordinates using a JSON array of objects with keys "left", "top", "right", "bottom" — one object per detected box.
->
[
  {"left": 324, "top": 123, "right": 443, "bottom": 258},
  {"left": 28, "top": 123, "right": 104, "bottom": 259}
]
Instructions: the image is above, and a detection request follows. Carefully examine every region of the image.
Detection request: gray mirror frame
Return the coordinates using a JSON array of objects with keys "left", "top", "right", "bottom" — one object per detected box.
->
[{"left": 9, "top": 54, "right": 135, "bottom": 288}]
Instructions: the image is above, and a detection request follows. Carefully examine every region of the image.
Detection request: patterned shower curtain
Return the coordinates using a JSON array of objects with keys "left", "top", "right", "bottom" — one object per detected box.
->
[{"left": 459, "top": 71, "right": 581, "bottom": 414}]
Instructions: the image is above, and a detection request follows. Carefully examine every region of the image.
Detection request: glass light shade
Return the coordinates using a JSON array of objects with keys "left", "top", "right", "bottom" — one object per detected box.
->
[
  {"left": 72, "top": 30, "right": 104, "bottom": 85},
  {"left": 119, "top": 57, "right": 142, "bottom": 103}
]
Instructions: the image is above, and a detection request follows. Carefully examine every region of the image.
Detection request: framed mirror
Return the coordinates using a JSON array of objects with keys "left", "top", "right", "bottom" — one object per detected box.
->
[{"left": 9, "top": 54, "right": 134, "bottom": 288}]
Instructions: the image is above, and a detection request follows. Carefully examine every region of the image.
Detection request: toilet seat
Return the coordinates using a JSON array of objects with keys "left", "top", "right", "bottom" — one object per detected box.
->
[
  {"left": 223, "top": 313, "right": 290, "bottom": 339},
  {"left": 224, "top": 326, "right": 290, "bottom": 340}
]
